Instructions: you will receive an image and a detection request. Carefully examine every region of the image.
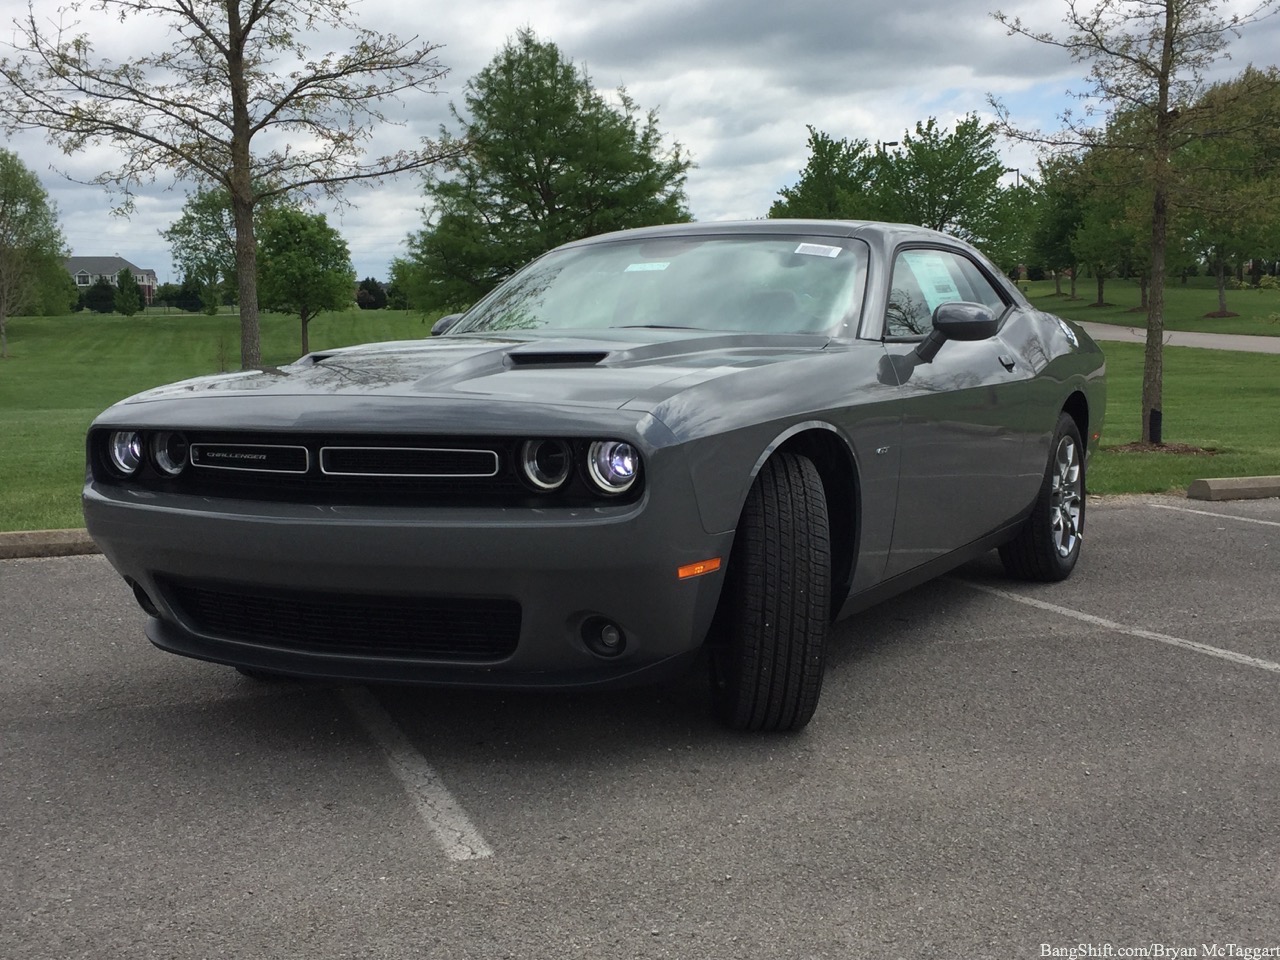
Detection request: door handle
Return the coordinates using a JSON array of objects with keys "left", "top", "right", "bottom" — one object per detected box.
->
[{"left": 998, "top": 354, "right": 1016, "bottom": 371}]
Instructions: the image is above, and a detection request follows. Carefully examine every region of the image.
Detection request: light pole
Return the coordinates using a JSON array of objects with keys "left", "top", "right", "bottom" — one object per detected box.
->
[{"left": 1004, "top": 166, "right": 1021, "bottom": 188}]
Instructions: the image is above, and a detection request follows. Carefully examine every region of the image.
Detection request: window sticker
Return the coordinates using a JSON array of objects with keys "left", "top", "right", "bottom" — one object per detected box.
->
[
  {"left": 625, "top": 262, "right": 670, "bottom": 272},
  {"left": 794, "top": 243, "right": 842, "bottom": 259},
  {"left": 901, "top": 251, "right": 961, "bottom": 312}
]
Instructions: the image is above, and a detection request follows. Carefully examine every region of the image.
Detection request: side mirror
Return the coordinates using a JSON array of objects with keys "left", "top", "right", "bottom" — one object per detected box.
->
[
  {"left": 431, "top": 313, "right": 463, "bottom": 337},
  {"left": 915, "top": 302, "right": 998, "bottom": 363}
]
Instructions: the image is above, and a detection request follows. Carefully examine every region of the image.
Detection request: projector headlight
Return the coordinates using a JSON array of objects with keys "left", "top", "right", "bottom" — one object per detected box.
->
[
  {"left": 151, "top": 431, "right": 189, "bottom": 477},
  {"left": 586, "top": 440, "right": 639, "bottom": 494},
  {"left": 107, "top": 431, "right": 144, "bottom": 476}
]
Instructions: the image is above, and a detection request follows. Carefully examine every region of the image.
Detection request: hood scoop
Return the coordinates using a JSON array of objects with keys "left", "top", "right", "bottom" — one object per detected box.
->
[{"left": 506, "top": 351, "right": 609, "bottom": 367}]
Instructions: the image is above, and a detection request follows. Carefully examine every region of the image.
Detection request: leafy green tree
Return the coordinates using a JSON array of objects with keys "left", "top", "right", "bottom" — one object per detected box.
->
[
  {"left": 769, "top": 127, "right": 881, "bottom": 219},
  {"left": 84, "top": 278, "right": 116, "bottom": 314},
  {"left": 1179, "top": 67, "right": 1280, "bottom": 315},
  {"left": 405, "top": 29, "right": 692, "bottom": 310},
  {"left": 18, "top": 254, "right": 78, "bottom": 316},
  {"left": 160, "top": 188, "right": 238, "bottom": 315},
  {"left": 0, "top": 148, "right": 68, "bottom": 356},
  {"left": 114, "top": 267, "right": 143, "bottom": 316},
  {"left": 873, "top": 115, "right": 1011, "bottom": 248},
  {"left": 1, "top": 0, "right": 453, "bottom": 369},
  {"left": 993, "top": 0, "right": 1280, "bottom": 443},
  {"left": 356, "top": 277, "right": 388, "bottom": 310},
  {"left": 1030, "top": 155, "right": 1088, "bottom": 297},
  {"left": 257, "top": 209, "right": 354, "bottom": 355}
]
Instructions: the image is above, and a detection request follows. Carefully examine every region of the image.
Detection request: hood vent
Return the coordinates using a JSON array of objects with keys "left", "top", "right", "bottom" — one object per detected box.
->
[{"left": 507, "top": 351, "right": 609, "bottom": 367}]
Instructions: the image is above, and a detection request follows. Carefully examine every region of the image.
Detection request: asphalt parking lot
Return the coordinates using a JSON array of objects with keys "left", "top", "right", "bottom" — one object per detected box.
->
[{"left": 2, "top": 494, "right": 1277, "bottom": 960}]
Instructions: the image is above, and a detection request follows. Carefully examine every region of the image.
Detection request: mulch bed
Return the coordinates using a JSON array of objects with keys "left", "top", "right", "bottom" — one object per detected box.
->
[{"left": 1108, "top": 441, "right": 1218, "bottom": 455}]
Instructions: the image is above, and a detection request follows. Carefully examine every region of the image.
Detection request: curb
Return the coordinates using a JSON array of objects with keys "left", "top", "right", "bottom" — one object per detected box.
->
[
  {"left": 1186, "top": 476, "right": 1280, "bottom": 502},
  {"left": 0, "top": 529, "right": 100, "bottom": 560}
]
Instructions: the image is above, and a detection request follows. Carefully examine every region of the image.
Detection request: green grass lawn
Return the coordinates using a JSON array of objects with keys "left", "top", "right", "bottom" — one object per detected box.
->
[
  {"left": 0, "top": 309, "right": 1275, "bottom": 530},
  {"left": 0, "top": 308, "right": 442, "bottom": 531},
  {"left": 1024, "top": 275, "right": 1280, "bottom": 337},
  {"left": 1089, "top": 341, "right": 1280, "bottom": 494}
]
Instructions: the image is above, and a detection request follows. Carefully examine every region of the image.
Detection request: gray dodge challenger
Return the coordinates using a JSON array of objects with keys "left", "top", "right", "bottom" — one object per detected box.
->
[{"left": 83, "top": 220, "right": 1105, "bottom": 731}]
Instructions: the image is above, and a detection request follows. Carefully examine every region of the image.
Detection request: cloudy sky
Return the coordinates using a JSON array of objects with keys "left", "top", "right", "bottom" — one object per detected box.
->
[{"left": 6, "top": 0, "right": 1279, "bottom": 283}]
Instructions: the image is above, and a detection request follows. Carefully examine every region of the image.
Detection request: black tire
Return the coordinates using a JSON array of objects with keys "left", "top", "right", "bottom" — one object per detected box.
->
[
  {"left": 999, "top": 412, "right": 1085, "bottom": 582},
  {"left": 710, "top": 453, "right": 831, "bottom": 732}
]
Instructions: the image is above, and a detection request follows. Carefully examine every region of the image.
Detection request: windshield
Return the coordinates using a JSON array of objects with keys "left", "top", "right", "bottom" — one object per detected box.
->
[{"left": 451, "top": 234, "right": 868, "bottom": 336}]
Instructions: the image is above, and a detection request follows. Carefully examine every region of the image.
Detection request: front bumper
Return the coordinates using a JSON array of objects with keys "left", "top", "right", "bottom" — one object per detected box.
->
[{"left": 83, "top": 477, "right": 734, "bottom": 689}]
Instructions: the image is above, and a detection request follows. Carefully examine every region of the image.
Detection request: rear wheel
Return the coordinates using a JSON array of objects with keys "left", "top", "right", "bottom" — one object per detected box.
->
[
  {"left": 999, "top": 412, "right": 1085, "bottom": 582},
  {"left": 710, "top": 453, "right": 830, "bottom": 732}
]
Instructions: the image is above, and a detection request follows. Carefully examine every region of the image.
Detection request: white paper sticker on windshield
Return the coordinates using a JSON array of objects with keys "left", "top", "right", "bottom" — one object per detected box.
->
[
  {"left": 625, "top": 262, "right": 670, "bottom": 272},
  {"left": 794, "top": 243, "right": 842, "bottom": 258}
]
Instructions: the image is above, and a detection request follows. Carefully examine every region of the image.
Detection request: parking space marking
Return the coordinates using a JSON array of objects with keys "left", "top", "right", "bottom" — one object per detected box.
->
[
  {"left": 1148, "top": 503, "right": 1280, "bottom": 528},
  {"left": 962, "top": 582, "right": 1280, "bottom": 676},
  {"left": 340, "top": 687, "right": 494, "bottom": 862}
]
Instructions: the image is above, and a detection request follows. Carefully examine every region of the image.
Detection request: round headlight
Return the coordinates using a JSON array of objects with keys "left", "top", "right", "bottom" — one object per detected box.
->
[
  {"left": 151, "top": 431, "right": 189, "bottom": 477},
  {"left": 520, "top": 439, "right": 570, "bottom": 491},
  {"left": 107, "top": 431, "right": 144, "bottom": 476},
  {"left": 586, "top": 440, "right": 639, "bottom": 494}
]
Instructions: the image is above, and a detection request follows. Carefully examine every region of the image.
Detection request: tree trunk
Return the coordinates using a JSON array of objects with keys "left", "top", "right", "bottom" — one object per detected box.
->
[
  {"left": 1142, "top": 0, "right": 1175, "bottom": 447},
  {"left": 1069, "top": 267, "right": 1078, "bottom": 300},
  {"left": 226, "top": 1, "right": 261, "bottom": 369},
  {"left": 301, "top": 314, "right": 310, "bottom": 356},
  {"left": 1054, "top": 270, "right": 1063, "bottom": 296},
  {"left": 1, "top": 310, "right": 7, "bottom": 359},
  {"left": 1215, "top": 260, "right": 1228, "bottom": 314},
  {"left": 1095, "top": 274, "right": 1105, "bottom": 307}
]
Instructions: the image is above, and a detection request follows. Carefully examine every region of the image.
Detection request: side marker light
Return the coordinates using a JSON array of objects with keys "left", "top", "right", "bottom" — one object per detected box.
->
[{"left": 677, "top": 557, "right": 722, "bottom": 580}]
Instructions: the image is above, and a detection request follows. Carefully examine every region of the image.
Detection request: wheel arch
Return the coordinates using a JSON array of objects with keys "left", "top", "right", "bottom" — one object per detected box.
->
[
  {"left": 763, "top": 424, "right": 860, "bottom": 620},
  {"left": 1062, "top": 389, "right": 1089, "bottom": 445}
]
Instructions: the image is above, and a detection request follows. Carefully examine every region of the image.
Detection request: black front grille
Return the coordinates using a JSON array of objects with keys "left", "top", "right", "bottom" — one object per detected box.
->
[{"left": 159, "top": 578, "right": 521, "bottom": 662}]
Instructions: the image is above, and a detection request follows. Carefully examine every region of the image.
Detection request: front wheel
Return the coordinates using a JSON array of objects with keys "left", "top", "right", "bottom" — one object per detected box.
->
[
  {"left": 710, "top": 453, "right": 831, "bottom": 732},
  {"left": 999, "top": 412, "right": 1085, "bottom": 582}
]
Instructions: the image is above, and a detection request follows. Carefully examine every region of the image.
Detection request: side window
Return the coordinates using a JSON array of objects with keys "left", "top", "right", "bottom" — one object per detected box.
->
[{"left": 884, "top": 248, "right": 1008, "bottom": 338}]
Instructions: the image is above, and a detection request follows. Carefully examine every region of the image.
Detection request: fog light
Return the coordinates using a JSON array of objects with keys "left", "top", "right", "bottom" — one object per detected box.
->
[
  {"left": 586, "top": 440, "right": 639, "bottom": 494},
  {"left": 582, "top": 617, "right": 626, "bottom": 657},
  {"left": 108, "top": 431, "right": 143, "bottom": 476}
]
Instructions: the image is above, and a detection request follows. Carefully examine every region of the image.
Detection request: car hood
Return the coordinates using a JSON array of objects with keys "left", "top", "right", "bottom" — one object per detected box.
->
[{"left": 120, "top": 330, "right": 837, "bottom": 411}]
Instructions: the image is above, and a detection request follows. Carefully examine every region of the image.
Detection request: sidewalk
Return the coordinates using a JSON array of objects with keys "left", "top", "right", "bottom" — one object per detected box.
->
[{"left": 1078, "top": 321, "right": 1280, "bottom": 354}]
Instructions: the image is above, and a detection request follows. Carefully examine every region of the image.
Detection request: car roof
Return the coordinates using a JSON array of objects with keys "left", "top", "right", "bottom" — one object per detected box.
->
[{"left": 561, "top": 219, "right": 970, "bottom": 251}]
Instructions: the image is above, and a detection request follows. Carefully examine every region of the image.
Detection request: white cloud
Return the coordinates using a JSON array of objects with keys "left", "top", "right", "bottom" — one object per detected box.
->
[{"left": 5, "top": 0, "right": 1277, "bottom": 282}]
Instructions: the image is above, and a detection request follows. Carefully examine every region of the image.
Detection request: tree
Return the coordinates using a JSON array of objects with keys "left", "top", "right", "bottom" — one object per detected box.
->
[
  {"left": 992, "top": 0, "right": 1280, "bottom": 443},
  {"left": 257, "top": 208, "right": 354, "bottom": 355},
  {"left": 0, "top": 148, "right": 68, "bottom": 357},
  {"left": 160, "top": 188, "right": 239, "bottom": 316},
  {"left": 768, "top": 127, "right": 881, "bottom": 219},
  {"left": 1178, "top": 67, "right": 1280, "bottom": 315},
  {"left": 114, "top": 267, "right": 143, "bottom": 316},
  {"left": 873, "top": 115, "right": 1011, "bottom": 249},
  {"left": 404, "top": 29, "right": 692, "bottom": 310},
  {"left": 84, "top": 277, "right": 115, "bottom": 314},
  {"left": 769, "top": 116, "right": 1025, "bottom": 266},
  {"left": 1, "top": 0, "right": 454, "bottom": 369},
  {"left": 356, "top": 277, "right": 388, "bottom": 310}
]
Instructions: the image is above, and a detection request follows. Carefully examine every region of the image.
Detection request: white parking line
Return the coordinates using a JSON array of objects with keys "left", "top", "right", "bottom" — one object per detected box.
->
[
  {"left": 341, "top": 687, "right": 494, "bottom": 862},
  {"left": 963, "top": 582, "right": 1280, "bottom": 676},
  {"left": 1148, "top": 503, "right": 1280, "bottom": 528}
]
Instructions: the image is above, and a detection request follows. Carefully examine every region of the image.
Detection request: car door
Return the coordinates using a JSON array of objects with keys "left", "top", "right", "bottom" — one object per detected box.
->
[{"left": 878, "top": 245, "right": 1037, "bottom": 579}]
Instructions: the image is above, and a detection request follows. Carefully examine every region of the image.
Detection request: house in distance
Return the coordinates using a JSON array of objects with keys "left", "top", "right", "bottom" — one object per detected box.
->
[{"left": 65, "top": 256, "right": 159, "bottom": 305}]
